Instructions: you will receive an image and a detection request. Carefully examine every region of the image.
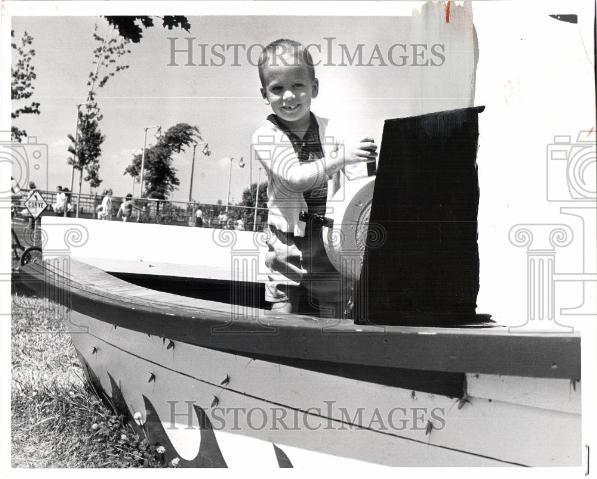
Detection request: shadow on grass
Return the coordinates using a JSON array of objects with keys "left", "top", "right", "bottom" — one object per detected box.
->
[{"left": 11, "top": 294, "right": 175, "bottom": 468}]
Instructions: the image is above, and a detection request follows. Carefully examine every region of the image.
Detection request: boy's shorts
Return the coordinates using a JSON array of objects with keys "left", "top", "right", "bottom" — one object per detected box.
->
[{"left": 265, "top": 223, "right": 350, "bottom": 312}]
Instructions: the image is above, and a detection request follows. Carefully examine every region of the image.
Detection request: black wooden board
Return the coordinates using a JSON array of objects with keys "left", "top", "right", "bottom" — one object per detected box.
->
[{"left": 356, "top": 107, "right": 486, "bottom": 326}]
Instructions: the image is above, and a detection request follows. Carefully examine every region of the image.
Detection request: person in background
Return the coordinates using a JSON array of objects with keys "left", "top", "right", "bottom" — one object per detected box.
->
[
  {"left": 97, "top": 189, "right": 113, "bottom": 220},
  {"left": 116, "top": 193, "right": 135, "bottom": 222},
  {"left": 218, "top": 211, "right": 228, "bottom": 228},
  {"left": 203, "top": 210, "right": 212, "bottom": 228},
  {"left": 194, "top": 206, "right": 204, "bottom": 227},
  {"left": 96, "top": 190, "right": 106, "bottom": 219},
  {"left": 62, "top": 188, "right": 73, "bottom": 217},
  {"left": 53, "top": 186, "right": 66, "bottom": 216},
  {"left": 235, "top": 217, "right": 245, "bottom": 230}
]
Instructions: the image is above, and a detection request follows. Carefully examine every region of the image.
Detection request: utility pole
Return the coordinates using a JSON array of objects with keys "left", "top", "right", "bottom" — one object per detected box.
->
[
  {"left": 72, "top": 104, "right": 82, "bottom": 217},
  {"left": 188, "top": 144, "right": 197, "bottom": 203},
  {"left": 139, "top": 125, "right": 161, "bottom": 199},
  {"left": 139, "top": 128, "right": 149, "bottom": 200},
  {"left": 253, "top": 167, "right": 262, "bottom": 231},
  {"left": 226, "top": 157, "right": 245, "bottom": 213}
]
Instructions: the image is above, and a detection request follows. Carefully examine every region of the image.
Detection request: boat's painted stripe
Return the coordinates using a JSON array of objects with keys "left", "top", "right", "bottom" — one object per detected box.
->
[
  {"left": 212, "top": 349, "right": 465, "bottom": 398},
  {"left": 17, "top": 259, "right": 581, "bottom": 380}
]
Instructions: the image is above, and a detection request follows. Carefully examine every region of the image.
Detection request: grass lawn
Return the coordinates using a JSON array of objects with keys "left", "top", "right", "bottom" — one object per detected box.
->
[{"left": 11, "top": 293, "right": 172, "bottom": 467}]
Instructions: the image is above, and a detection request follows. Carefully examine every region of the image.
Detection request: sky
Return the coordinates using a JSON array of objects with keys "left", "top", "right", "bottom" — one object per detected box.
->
[{"left": 12, "top": 13, "right": 458, "bottom": 204}]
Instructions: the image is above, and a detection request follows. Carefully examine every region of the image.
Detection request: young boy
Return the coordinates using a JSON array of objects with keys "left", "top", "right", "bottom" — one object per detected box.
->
[{"left": 252, "top": 39, "right": 377, "bottom": 316}]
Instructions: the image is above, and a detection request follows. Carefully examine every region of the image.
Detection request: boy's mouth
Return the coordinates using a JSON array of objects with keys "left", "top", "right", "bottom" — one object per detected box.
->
[{"left": 281, "top": 104, "right": 300, "bottom": 112}]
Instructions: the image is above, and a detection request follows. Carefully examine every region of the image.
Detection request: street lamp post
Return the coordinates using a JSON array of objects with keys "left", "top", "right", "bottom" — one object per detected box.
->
[
  {"left": 188, "top": 144, "right": 197, "bottom": 203},
  {"left": 72, "top": 103, "right": 83, "bottom": 217},
  {"left": 139, "top": 125, "right": 161, "bottom": 199},
  {"left": 226, "top": 156, "right": 245, "bottom": 212},
  {"left": 188, "top": 141, "right": 210, "bottom": 203},
  {"left": 253, "top": 167, "right": 261, "bottom": 231}
]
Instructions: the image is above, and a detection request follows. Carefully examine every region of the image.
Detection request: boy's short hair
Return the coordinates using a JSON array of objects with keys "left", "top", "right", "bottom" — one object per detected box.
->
[{"left": 258, "top": 39, "right": 315, "bottom": 86}]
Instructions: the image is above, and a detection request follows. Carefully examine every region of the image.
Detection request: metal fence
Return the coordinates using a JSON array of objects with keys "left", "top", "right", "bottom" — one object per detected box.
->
[{"left": 12, "top": 190, "right": 269, "bottom": 231}]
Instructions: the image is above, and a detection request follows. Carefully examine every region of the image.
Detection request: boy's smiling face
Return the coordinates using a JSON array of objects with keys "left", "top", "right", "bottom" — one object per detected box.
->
[{"left": 260, "top": 58, "right": 319, "bottom": 129}]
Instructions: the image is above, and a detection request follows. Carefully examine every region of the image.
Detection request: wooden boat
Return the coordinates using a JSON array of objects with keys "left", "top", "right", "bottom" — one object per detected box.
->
[
  {"left": 14, "top": 215, "right": 581, "bottom": 468},
  {"left": 13, "top": 107, "right": 581, "bottom": 467}
]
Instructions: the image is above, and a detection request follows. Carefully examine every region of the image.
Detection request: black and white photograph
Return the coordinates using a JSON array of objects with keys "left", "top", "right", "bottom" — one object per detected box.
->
[{"left": 2, "top": 0, "right": 595, "bottom": 472}]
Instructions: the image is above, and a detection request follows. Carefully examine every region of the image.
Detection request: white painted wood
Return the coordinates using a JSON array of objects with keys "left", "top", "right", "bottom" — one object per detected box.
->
[
  {"left": 71, "top": 311, "right": 581, "bottom": 466},
  {"left": 324, "top": 177, "right": 376, "bottom": 280},
  {"left": 41, "top": 216, "right": 269, "bottom": 282},
  {"left": 410, "top": 0, "right": 477, "bottom": 114},
  {"left": 467, "top": 373, "right": 581, "bottom": 414}
]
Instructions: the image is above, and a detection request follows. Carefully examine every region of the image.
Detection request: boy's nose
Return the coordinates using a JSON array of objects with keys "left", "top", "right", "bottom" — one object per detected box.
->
[{"left": 282, "top": 89, "right": 295, "bottom": 100}]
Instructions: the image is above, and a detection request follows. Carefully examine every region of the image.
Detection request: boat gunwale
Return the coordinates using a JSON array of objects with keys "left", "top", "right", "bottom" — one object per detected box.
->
[{"left": 16, "top": 258, "right": 581, "bottom": 381}]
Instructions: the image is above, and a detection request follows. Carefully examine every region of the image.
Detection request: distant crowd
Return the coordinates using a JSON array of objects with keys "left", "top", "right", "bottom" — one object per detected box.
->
[
  {"left": 51, "top": 186, "right": 249, "bottom": 230},
  {"left": 12, "top": 180, "right": 256, "bottom": 231}
]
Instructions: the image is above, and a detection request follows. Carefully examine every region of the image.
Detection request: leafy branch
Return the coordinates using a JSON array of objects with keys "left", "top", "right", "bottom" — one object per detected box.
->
[
  {"left": 104, "top": 16, "right": 191, "bottom": 43},
  {"left": 11, "top": 30, "right": 40, "bottom": 142},
  {"left": 67, "top": 25, "right": 131, "bottom": 189}
]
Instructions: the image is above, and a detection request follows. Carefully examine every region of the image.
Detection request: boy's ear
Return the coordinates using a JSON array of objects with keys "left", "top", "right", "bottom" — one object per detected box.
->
[
  {"left": 311, "top": 78, "right": 319, "bottom": 99},
  {"left": 260, "top": 87, "right": 269, "bottom": 105}
]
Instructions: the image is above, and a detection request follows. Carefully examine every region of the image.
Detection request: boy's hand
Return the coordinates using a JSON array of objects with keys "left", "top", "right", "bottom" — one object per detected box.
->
[{"left": 347, "top": 137, "right": 378, "bottom": 164}]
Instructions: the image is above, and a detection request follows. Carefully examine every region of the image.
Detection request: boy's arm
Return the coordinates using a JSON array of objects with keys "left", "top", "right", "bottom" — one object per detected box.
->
[
  {"left": 328, "top": 121, "right": 371, "bottom": 180},
  {"left": 252, "top": 129, "right": 347, "bottom": 194}
]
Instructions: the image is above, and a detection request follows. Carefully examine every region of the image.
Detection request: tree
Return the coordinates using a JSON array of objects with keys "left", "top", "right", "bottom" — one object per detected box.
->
[
  {"left": 124, "top": 123, "right": 208, "bottom": 200},
  {"left": 104, "top": 16, "right": 191, "bottom": 43},
  {"left": 238, "top": 181, "right": 268, "bottom": 230},
  {"left": 68, "top": 103, "right": 104, "bottom": 189},
  {"left": 11, "top": 30, "right": 40, "bottom": 142},
  {"left": 67, "top": 25, "right": 130, "bottom": 193}
]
